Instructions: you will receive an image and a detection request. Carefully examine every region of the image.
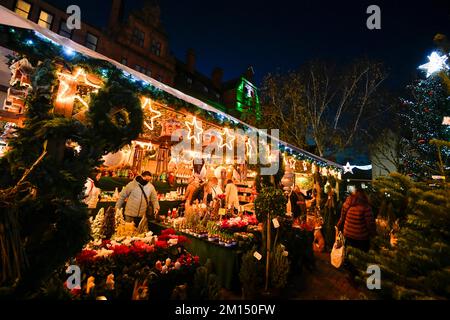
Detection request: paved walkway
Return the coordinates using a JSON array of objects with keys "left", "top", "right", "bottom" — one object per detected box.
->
[
  {"left": 284, "top": 251, "right": 374, "bottom": 300},
  {"left": 220, "top": 251, "right": 374, "bottom": 300}
]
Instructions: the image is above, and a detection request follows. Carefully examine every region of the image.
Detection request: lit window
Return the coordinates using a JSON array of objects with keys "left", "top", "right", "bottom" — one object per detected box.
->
[
  {"left": 151, "top": 40, "right": 161, "bottom": 56},
  {"left": 38, "top": 10, "right": 53, "bottom": 29},
  {"left": 14, "top": 0, "right": 31, "bottom": 19},
  {"left": 132, "top": 28, "right": 145, "bottom": 47},
  {"left": 85, "top": 33, "right": 98, "bottom": 51},
  {"left": 59, "top": 20, "right": 72, "bottom": 38}
]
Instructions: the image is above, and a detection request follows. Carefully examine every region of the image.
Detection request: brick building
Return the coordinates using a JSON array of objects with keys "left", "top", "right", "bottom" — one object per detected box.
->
[
  {"left": 174, "top": 49, "right": 261, "bottom": 121},
  {"left": 0, "top": 0, "right": 261, "bottom": 121},
  {"left": 0, "top": 0, "right": 176, "bottom": 84}
]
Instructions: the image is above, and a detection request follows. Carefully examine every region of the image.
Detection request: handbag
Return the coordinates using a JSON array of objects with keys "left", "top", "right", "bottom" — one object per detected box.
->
[
  {"left": 330, "top": 227, "right": 345, "bottom": 268},
  {"left": 137, "top": 184, "right": 152, "bottom": 233}
]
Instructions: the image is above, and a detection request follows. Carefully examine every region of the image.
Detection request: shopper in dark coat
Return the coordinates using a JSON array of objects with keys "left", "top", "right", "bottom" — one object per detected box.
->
[
  {"left": 290, "top": 186, "right": 307, "bottom": 221},
  {"left": 337, "top": 187, "right": 376, "bottom": 252}
]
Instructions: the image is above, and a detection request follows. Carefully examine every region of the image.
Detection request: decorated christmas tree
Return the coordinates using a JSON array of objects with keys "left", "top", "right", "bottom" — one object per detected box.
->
[{"left": 400, "top": 49, "right": 450, "bottom": 179}]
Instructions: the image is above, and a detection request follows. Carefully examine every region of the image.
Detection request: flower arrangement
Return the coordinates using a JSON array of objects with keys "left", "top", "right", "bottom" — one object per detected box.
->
[
  {"left": 66, "top": 229, "right": 200, "bottom": 300},
  {"left": 219, "top": 214, "right": 258, "bottom": 232}
]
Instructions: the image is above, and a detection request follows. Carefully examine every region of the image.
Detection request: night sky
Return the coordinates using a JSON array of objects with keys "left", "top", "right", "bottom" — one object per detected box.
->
[{"left": 46, "top": 0, "right": 450, "bottom": 89}]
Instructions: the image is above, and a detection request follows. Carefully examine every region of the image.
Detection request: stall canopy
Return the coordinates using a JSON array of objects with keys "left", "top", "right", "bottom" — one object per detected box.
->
[{"left": 0, "top": 4, "right": 342, "bottom": 169}]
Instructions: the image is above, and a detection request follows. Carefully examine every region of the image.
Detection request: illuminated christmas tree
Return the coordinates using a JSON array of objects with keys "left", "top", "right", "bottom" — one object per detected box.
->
[{"left": 400, "top": 51, "right": 450, "bottom": 179}]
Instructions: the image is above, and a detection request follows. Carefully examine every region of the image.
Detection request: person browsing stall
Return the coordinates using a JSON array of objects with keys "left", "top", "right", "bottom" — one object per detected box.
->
[
  {"left": 209, "top": 177, "right": 223, "bottom": 199},
  {"left": 84, "top": 170, "right": 102, "bottom": 216},
  {"left": 184, "top": 176, "right": 200, "bottom": 208},
  {"left": 225, "top": 179, "right": 240, "bottom": 212},
  {"left": 115, "top": 171, "right": 160, "bottom": 226}
]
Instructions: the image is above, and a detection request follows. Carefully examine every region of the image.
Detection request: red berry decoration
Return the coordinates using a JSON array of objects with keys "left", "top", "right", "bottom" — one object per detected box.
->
[
  {"left": 424, "top": 108, "right": 430, "bottom": 112},
  {"left": 418, "top": 139, "right": 426, "bottom": 144}
]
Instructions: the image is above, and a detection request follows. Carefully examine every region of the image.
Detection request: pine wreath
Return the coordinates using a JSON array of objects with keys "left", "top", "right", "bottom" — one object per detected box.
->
[{"left": 88, "top": 80, "right": 143, "bottom": 153}]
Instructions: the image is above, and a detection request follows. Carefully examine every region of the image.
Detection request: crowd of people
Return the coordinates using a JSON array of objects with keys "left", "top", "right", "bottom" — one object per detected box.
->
[
  {"left": 84, "top": 168, "right": 376, "bottom": 257},
  {"left": 286, "top": 181, "right": 376, "bottom": 254},
  {"left": 83, "top": 170, "right": 247, "bottom": 226}
]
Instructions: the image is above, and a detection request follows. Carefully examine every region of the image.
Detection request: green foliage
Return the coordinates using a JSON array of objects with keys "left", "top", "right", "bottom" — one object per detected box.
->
[
  {"left": 270, "top": 245, "right": 290, "bottom": 289},
  {"left": 348, "top": 173, "right": 450, "bottom": 299},
  {"left": 254, "top": 186, "right": 286, "bottom": 222},
  {"left": 190, "top": 260, "right": 220, "bottom": 300},
  {"left": 0, "top": 52, "right": 143, "bottom": 296},
  {"left": 239, "top": 249, "right": 265, "bottom": 299},
  {"left": 88, "top": 79, "right": 142, "bottom": 153}
]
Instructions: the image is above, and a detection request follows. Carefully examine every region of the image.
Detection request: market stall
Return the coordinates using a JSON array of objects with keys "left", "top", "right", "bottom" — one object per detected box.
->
[{"left": 0, "top": 8, "right": 343, "bottom": 299}]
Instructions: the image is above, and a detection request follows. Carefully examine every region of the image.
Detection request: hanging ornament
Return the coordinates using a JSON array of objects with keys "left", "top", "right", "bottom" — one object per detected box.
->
[
  {"left": 311, "top": 162, "right": 317, "bottom": 174},
  {"left": 418, "top": 139, "right": 426, "bottom": 144},
  {"left": 288, "top": 157, "right": 297, "bottom": 170},
  {"left": 321, "top": 167, "right": 328, "bottom": 176},
  {"left": 302, "top": 160, "right": 308, "bottom": 172}
]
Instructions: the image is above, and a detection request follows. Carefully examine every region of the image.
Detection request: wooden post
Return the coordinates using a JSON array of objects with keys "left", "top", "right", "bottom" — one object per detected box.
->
[{"left": 265, "top": 213, "right": 271, "bottom": 292}]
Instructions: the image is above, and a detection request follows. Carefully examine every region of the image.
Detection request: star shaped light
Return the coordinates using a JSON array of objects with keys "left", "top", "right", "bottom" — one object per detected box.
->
[
  {"left": 142, "top": 98, "right": 162, "bottom": 130},
  {"left": 56, "top": 68, "right": 102, "bottom": 108},
  {"left": 220, "top": 128, "right": 236, "bottom": 150},
  {"left": 185, "top": 116, "right": 203, "bottom": 143},
  {"left": 343, "top": 162, "right": 354, "bottom": 174},
  {"left": 418, "top": 52, "right": 449, "bottom": 77}
]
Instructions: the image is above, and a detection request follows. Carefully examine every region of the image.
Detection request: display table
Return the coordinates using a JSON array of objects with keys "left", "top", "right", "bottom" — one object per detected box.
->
[
  {"left": 96, "top": 200, "right": 183, "bottom": 216},
  {"left": 149, "top": 221, "right": 243, "bottom": 292}
]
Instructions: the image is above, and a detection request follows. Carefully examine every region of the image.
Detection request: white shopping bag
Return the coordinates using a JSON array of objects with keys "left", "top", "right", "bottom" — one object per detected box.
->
[{"left": 330, "top": 228, "right": 345, "bottom": 269}]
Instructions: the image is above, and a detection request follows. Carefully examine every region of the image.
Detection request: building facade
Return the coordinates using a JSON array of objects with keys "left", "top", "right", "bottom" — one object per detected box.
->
[
  {"left": 0, "top": 0, "right": 261, "bottom": 122},
  {"left": 0, "top": 0, "right": 176, "bottom": 84}
]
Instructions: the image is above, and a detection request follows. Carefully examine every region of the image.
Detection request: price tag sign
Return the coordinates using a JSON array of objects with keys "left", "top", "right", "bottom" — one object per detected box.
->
[
  {"left": 253, "top": 251, "right": 262, "bottom": 260},
  {"left": 272, "top": 218, "right": 280, "bottom": 228},
  {"left": 218, "top": 208, "right": 226, "bottom": 216}
]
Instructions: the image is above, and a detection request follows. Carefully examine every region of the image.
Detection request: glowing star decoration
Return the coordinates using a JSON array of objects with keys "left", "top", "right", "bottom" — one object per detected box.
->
[
  {"left": 288, "top": 157, "right": 296, "bottom": 169},
  {"left": 141, "top": 98, "right": 161, "bottom": 130},
  {"left": 57, "top": 68, "right": 102, "bottom": 108},
  {"left": 343, "top": 162, "right": 354, "bottom": 174},
  {"left": 220, "top": 128, "right": 236, "bottom": 150},
  {"left": 185, "top": 116, "right": 203, "bottom": 143},
  {"left": 343, "top": 162, "right": 372, "bottom": 174},
  {"left": 418, "top": 52, "right": 449, "bottom": 77}
]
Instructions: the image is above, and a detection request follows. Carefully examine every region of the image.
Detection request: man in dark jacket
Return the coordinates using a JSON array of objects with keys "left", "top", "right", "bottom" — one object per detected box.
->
[{"left": 337, "top": 187, "right": 376, "bottom": 252}]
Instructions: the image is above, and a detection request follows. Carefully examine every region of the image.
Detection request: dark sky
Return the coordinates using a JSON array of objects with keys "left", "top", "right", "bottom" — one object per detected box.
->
[{"left": 48, "top": 0, "right": 450, "bottom": 88}]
